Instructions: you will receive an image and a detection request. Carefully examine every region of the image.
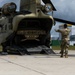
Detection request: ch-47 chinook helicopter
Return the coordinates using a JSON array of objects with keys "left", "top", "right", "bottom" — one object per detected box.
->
[{"left": 0, "top": 0, "right": 75, "bottom": 55}]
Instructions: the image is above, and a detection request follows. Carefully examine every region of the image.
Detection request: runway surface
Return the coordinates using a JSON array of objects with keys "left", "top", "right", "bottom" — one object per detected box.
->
[{"left": 0, "top": 50, "right": 75, "bottom": 75}]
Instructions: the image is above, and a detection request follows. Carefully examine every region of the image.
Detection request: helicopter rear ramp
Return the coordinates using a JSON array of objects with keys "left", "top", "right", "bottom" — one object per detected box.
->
[
  {"left": 27, "top": 45, "right": 55, "bottom": 54},
  {"left": 6, "top": 45, "right": 55, "bottom": 55}
]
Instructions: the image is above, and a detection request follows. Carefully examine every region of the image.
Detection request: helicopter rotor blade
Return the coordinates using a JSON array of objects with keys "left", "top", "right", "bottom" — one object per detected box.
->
[
  {"left": 42, "top": 0, "right": 51, "bottom": 3},
  {"left": 54, "top": 18, "right": 75, "bottom": 25}
]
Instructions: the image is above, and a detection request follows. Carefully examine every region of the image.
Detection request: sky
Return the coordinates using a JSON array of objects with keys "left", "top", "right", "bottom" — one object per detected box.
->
[
  {"left": 52, "top": 0, "right": 75, "bottom": 37},
  {"left": 0, "top": 0, "right": 75, "bottom": 37},
  {"left": 52, "top": 0, "right": 75, "bottom": 22}
]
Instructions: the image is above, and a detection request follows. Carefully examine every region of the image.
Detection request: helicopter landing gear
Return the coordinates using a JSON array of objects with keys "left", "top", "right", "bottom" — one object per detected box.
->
[{"left": 1, "top": 42, "right": 8, "bottom": 55}]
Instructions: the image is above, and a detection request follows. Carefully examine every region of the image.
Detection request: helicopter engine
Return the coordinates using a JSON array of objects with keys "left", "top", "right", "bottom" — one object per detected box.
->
[{"left": 1, "top": 2, "right": 17, "bottom": 15}]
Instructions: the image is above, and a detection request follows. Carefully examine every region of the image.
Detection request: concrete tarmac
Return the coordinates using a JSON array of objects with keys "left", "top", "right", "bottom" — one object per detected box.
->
[{"left": 0, "top": 50, "right": 75, "bottom": 75}]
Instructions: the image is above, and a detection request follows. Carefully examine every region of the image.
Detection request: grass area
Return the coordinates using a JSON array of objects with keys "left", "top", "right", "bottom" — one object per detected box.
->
[{"left": 52, "top": 46, "right": 75, "bottom": 50}]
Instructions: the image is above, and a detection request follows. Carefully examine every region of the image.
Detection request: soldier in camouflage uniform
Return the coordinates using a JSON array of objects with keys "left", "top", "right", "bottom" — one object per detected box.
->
[{"left": 55, "top": 24, "right": 71, "bottom": 58}]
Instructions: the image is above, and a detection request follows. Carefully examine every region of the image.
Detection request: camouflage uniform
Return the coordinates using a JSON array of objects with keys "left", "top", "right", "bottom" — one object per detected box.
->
[{"left": 55, "top": 26, "right": 71, "bottom": 58}]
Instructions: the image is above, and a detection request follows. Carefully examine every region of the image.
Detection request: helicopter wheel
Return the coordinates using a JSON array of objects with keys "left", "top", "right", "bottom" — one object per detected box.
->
[{"left": 1, "top": 41, "right": 9, "bottom": 53}]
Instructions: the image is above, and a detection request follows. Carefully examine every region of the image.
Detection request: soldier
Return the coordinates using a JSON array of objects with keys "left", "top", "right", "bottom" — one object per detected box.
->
[{"left": 55, "top": 24, "right": 71, "bottom": 58}]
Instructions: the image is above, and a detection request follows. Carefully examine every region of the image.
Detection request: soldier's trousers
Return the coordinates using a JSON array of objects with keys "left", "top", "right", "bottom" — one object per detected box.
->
[{"left": 60, "top": 41, "right": 69, "bottom": 56}]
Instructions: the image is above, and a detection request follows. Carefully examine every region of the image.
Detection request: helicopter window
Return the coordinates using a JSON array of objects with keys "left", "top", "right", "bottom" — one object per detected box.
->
[
  {"left": 8, "top": 2, "right": 17, "bottom": 13},
  {"left": 45, "top": 4, "right": 52, "bottom": 12},
  {"left": 8, "top": 5, "right": 16, "bottom": 10}
]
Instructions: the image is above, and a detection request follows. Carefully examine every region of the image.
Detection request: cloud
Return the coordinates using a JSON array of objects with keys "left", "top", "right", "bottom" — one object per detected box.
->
[
  {"left": 52, "top": 0, "right": 75, "bottom": 22},
  {"left": 50, "top": 0, "right": 75, "bottom": 36},
  {"left": 51, "top": 22, "right": 63, "bottom": 37},
  {"left": 60, "top": 0, "right": 65, "bottom": 1}
]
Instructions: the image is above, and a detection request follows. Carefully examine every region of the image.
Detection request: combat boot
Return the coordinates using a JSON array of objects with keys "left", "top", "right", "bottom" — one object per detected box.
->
[
  {"left": 65, "top": 54, "right": 68, "bottom": 58},
  {"left": 60, "top": 50, "right": 63, "bottom": 58},
  {"left": 65, "top": 51, "right": 68, "bottom": 58},
  {"left": 60, "top": 53, "right": 64, "bottom": 58},
  {"left": 60, "top": 53, "right": 63, "bottom": 58}
]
